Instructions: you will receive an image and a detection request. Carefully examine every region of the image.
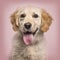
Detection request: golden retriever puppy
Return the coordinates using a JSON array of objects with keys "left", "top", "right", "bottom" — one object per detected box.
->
[{"left": 9, "top": 7, "right": 52, "bottom": 60}]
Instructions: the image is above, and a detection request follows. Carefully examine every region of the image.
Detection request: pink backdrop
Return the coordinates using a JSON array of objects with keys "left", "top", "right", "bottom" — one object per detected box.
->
[{"left": 0, "top": 0, "right": 60, "bottom": 60}]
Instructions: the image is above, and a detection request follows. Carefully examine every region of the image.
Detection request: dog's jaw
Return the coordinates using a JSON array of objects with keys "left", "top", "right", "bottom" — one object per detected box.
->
[{"left": 22, "top": 28, "right": 38, "bottom": 45}]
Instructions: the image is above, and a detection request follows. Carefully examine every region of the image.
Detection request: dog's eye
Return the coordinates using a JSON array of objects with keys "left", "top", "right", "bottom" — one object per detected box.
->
[
  {"left": 20, "top": 14, "right": 26, "bottom": 18},
  {"left": 32, "top": 14, "right": 39, "bottom": 18}
]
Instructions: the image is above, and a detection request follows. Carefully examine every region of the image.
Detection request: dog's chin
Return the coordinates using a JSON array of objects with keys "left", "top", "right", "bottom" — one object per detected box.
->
[{"left": 22, "top": 28, "right": 38, "bottom": 45}]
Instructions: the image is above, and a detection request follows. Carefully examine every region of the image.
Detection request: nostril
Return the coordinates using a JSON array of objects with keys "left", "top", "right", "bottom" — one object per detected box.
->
[{"left": 24, "top": 22, "right": 31, "bottom": 29}]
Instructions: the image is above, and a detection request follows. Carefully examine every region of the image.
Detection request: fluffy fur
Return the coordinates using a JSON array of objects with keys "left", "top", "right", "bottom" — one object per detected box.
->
[{"left": 9, "top": 7, "right": 52, "bottom": 60}]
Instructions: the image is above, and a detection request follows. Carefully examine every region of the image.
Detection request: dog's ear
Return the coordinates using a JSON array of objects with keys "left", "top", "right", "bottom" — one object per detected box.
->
[
  {"left": 40, "top": 9, "right": 52, "bottom": 32},
  {"left": 10, "top": 10, "right": 19, "bottom": 31}
]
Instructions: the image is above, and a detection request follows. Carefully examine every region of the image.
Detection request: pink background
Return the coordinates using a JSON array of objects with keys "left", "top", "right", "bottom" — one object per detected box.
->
[{"left": 0, "top": 0, "right": 60, "bottom": 60}]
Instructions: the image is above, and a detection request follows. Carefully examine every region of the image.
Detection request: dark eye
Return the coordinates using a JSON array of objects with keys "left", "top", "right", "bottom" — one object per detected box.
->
[
  {"left": 20, "top": 14, "right": 26, "bottom": 18},
  {"left": 32, "top": 14, "right": 39, "bottom": 18}
]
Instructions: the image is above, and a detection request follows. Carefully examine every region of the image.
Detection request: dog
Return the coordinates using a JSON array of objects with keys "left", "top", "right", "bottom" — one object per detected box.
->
[{"left": 9, "top": 7, "right": 52, "bottom": 60}]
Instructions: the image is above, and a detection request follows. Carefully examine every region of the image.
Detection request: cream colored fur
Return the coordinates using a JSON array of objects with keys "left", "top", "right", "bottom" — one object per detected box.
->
[{"left": 9, "top": 7, "right": 52, "bottom": 60}]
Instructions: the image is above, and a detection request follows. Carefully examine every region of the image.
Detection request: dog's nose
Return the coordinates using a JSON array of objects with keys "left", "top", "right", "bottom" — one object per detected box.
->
[{"left": 24, "top": 22, "right": 31, "bottom": 29}]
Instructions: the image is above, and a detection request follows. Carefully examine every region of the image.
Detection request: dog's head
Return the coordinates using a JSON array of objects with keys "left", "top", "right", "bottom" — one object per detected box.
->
[{"left": 10, "top": 7, "right": 52, "bottom": 45}]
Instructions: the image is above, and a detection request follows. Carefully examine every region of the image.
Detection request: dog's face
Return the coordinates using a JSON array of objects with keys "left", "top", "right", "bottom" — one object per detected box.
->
[{"left": 10, "top": 7, "right": 52, "bottom": 45}]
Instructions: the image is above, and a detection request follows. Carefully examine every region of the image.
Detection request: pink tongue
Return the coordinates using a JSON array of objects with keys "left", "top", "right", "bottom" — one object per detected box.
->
[{"left": 23, "top": 34, "right": 34, "bottom": 45}]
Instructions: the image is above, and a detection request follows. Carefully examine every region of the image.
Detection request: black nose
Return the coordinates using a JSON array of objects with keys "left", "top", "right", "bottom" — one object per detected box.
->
[{"left": 24, "top": 22, "right": 31, "bottom": 29}]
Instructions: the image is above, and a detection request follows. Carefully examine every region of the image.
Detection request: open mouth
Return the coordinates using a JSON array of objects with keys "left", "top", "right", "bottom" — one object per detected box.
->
[{"left": 23, "top": 28, "right": 38, "bottom": 45}]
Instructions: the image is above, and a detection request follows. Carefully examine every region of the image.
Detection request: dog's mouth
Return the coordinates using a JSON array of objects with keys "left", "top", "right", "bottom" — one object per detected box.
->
[{"left": 23, "top": 28, "right": 38, "bottom": 45}]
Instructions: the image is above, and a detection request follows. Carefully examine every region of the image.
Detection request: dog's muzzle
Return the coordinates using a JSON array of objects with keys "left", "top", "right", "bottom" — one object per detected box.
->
[
  {"left": 24, "top": 22, "right": 31, "bottom": 30},
  {"left": 23, "top": 28, "right": 38, "bottom": 45}
]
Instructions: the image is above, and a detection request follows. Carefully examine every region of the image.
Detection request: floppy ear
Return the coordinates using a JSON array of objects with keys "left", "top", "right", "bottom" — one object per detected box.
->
[
  {"left": 41, "top": 9, "right": 52, "bottom": 32},
  {"left": 10, "top": 10, "right": 19, "bottom": 31}
]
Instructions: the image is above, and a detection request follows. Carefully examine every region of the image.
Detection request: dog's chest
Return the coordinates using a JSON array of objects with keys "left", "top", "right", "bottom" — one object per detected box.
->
[{"left": 20, "top": 45, "right": 43, "bottom": 60}]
